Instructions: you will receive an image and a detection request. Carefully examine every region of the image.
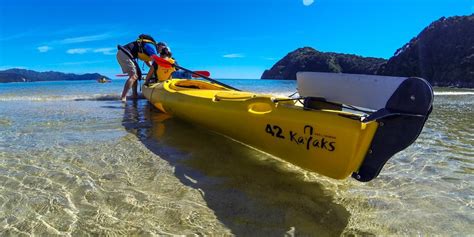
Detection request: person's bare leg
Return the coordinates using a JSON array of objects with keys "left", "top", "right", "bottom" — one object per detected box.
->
[
  {"left": 121, "top": 74, "right": 138, "bottom": 101},
  {"left": 132, "top": 80, "right": 138, "bottom": 98}
]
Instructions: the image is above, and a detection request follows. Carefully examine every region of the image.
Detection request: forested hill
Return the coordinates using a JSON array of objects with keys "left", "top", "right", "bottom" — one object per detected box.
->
[
  {"left": 377, "top": 15, "right": 474, "bottom": 87},
  {"left": 0, "top": 69, "right": 108, "bottom": 83},
  {"left": 261, "top": 47, "right": 386, "bottom": 80},
  {"left": 261, "top": 14, "right": 474, "bottom": 88}
]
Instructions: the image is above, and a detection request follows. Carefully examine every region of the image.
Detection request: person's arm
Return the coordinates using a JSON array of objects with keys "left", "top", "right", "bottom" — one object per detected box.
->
[
  {"left": 144, "top": 43, "right": 158, "bottom": 68},
  {"left": 144, "top": 64, "right": 156, "bottom": 84}
]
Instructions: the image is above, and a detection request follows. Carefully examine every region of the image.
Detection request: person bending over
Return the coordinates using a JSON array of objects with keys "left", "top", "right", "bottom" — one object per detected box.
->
[{"left": 116, "top": 34, "right": 167, "bottom": 101}]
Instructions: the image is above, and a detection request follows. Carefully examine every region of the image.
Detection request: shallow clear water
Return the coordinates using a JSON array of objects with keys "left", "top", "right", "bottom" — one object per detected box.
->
[{"left": 0, "top": 79, "right": 472, "bottom": 235}]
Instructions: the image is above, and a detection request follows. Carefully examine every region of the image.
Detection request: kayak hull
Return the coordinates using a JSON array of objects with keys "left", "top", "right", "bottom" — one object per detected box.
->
[{"left": 143, "top": 79, "right": 379, "bottom": 180}]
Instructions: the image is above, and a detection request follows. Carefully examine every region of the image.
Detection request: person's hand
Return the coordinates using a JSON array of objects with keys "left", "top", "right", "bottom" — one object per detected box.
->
[{"left": 145, "top": 61, "right": 153, "bottom": 68}]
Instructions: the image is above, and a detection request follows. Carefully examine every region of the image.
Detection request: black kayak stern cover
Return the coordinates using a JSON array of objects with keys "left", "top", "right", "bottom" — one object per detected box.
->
[{"left": 352, "top": 77, "right": 434, "bottom": 182}]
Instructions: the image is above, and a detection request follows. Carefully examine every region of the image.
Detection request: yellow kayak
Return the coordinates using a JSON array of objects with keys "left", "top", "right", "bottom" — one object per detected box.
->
[{"left": 142, "top": 76, "right": 433, "bottom": 182}]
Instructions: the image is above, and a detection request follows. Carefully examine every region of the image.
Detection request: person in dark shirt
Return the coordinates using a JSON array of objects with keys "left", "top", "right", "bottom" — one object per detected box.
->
[{"left": 116, "top": 34, "right": 166, "bottom": 101}]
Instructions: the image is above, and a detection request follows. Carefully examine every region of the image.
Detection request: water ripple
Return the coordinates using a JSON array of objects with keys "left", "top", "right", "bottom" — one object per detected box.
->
[{"left": 0, "top": 85, "right": 472, "bottom": 235}]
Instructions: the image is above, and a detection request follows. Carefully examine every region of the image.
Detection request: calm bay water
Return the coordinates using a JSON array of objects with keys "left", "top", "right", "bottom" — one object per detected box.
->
[{"left": 0, "top": 79, "right": 472, "bottom": 235}]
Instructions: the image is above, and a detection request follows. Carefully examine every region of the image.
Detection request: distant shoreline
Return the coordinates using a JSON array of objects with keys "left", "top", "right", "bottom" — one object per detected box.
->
[
  {"left": 0, "top": 68, "right": 109, "bottom": 83},
  {"left": 0, "top": 79, "right": 101, "bottom": 84}
]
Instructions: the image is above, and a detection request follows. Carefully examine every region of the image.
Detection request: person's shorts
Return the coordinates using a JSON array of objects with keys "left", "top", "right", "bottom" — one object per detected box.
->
[{"left": 116, "top": 50, "right": 137, "bottom": 76}]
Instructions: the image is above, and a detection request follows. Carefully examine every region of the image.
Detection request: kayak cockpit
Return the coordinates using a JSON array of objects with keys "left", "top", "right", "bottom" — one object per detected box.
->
[{"left": 169, "top": 79, "right": 230, "bottom": 91}]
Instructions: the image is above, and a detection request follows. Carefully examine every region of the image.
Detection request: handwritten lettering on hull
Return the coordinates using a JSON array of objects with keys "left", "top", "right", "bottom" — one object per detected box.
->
[{"left": 265, "top": 124, "right": 336, "bottom": 152}]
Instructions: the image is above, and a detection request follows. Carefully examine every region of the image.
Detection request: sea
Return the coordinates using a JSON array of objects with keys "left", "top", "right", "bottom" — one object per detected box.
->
[{"left": 0, "top": 79, "right": 472, "bottom": 236}]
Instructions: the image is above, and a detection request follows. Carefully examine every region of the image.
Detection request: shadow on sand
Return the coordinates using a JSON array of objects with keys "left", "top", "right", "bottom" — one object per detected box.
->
[{"left": 120, "top": 99, "right": 350, "bottom": 236}]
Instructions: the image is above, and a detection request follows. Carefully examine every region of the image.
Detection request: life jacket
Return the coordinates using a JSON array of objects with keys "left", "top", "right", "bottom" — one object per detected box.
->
[
  {"left": 119, "top": 38, "right": 156, "bottom": 62},
  {"left": 155, "top": 58, "right": 176, "bottom": 81}
]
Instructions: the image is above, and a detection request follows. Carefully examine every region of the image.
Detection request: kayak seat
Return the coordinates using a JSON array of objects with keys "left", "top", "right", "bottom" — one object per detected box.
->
[
  {"left": 176, "top": 84, "right": 201, "bottom": 89},
  {"left": 171, "top": 80, "right": 227, "bottom": 91},
  {"left": 214, "top": 91, "right": 255, "bottom": 101}
]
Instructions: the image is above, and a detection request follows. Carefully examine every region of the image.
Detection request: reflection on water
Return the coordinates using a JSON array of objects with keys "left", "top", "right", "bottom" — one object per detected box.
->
[
  {"left": 123, "top": 100, "right": 351, "bottom": 236},
  {"left": 340, "top": 93, "right": 474, "bottom": 234},
  {"left": 0, "top": 80, "right": 473, "bottom": 235},
  {"left": 0, "top": 97, "right": 350, "bottom": 235}
]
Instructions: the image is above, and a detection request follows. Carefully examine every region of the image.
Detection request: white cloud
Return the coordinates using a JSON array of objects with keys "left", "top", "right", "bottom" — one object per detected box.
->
[
  {"left": 37, "top": 46, "right": 52, "bottom": 53},
  {"left": 59, "top": 34, "right": 111, "bottom": 44},
  {"left": 303, "top": 0, "right": 314, "bottom": 6},
  {"left": 66, "top": 47, "right": 117, "bottom": 55},
  {"left": 93, "top": 48, "right": 116, "bottom": 55},
  {"left": 223, "top": 53, "right": 245, "bottom": 58},
  {"left": 0, "top": 31, "right": 36, "bottom": 41},
  {"left": 66, "top": 48, "right": 91, "bottom": 54}
]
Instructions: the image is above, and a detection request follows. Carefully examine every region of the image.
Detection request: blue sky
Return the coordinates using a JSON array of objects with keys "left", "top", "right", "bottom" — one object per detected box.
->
[{"left": 0, "top": 0, "right": 472, "bottom": 79}]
